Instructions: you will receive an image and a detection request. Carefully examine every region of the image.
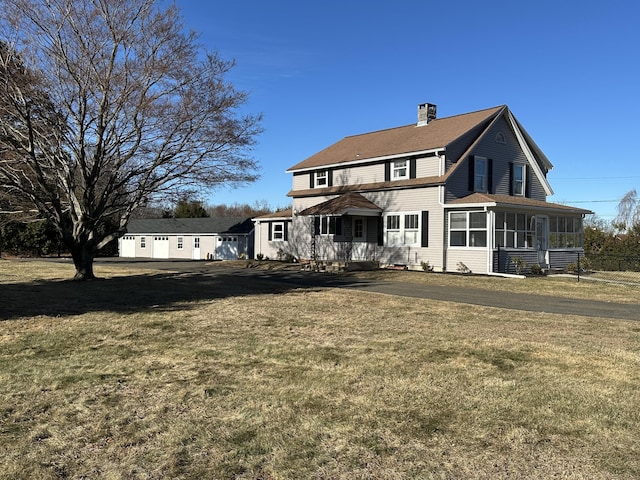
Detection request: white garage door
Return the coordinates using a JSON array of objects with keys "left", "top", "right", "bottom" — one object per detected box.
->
[
  {"left": 215, "top": 236, "right": 238, "bottom": 260},
  {"left": 153, "top": 236, "right": 170, "bottom": 259},
  {"left": 120, "top": 236, "right": 136, "bottom": 257}
]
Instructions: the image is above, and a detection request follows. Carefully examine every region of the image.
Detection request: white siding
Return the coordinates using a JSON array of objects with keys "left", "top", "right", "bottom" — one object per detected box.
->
[{"left": 445, "top": 248, "right": 490, "bottom": 274}]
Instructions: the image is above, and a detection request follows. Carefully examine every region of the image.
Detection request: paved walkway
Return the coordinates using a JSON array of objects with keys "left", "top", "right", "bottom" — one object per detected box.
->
[{"left": 91, "top": 259, "right": 639, "bottom": 322}]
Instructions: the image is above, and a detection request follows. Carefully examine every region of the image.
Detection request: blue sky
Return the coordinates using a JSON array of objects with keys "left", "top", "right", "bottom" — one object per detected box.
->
[{"left": 179, "top": 0, "right": 640, "bottom": 221}]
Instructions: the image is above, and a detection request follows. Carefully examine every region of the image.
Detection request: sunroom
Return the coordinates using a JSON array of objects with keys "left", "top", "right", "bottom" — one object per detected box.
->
[{"left": 446, "top": 194, "right": 592, "bottom": 275}]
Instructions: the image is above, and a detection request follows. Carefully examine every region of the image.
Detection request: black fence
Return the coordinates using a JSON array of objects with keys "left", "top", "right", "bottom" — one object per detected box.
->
[{"left": 577, "top": 252, "right": 640, "bottom": 285}]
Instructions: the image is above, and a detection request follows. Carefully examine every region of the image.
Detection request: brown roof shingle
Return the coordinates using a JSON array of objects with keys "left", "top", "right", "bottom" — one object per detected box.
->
[
  {"left": 449, "top": 193, "right": 593, "bottom": 214},
  {"left": 298, "top": 192, "right": 382, "bottom": 216},
  {"left": 287, "top": 106, "right": 505, "bottom": 171}
]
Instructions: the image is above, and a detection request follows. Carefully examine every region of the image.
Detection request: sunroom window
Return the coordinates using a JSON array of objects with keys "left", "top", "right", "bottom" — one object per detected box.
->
[{"left": 449, "top": 211, "right": 487, "bottom": 247}]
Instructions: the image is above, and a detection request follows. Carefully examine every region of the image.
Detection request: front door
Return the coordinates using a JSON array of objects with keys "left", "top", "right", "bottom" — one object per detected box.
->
[
  {"left": 535, "top": 216, "right": 548, "bottom": 265},
  {"left": 351, "top": 217, "right": 368, "bottom": 260}
]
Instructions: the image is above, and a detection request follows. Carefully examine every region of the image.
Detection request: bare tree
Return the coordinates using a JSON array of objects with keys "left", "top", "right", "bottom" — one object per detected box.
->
[
  {"left": 0, "top": 0, "right": 261, "bottom": 279},
  {"left": 614, "top": 189, "right": 640, "bottom": 232}
]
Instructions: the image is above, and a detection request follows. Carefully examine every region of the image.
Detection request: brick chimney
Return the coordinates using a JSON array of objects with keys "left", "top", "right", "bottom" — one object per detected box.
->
[{"left": 417, "top": 103, "right": 437, "bottom": 126}]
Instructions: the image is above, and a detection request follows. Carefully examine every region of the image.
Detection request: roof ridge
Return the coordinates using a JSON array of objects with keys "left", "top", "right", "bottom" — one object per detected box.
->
[{"left": 341, "top": 105, "right": 505, "bottom": 140}]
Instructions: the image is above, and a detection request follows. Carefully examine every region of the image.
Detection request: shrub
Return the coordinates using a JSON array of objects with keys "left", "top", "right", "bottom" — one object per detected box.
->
[
  {"left": 511, "top": 256, "right": 527, "bottom": 275},
  {"left": 420, "top": 260, "right": 433, "bottom": 272},
  {"left": 530, "top": 263, "right": 544, "bottom": 275}
]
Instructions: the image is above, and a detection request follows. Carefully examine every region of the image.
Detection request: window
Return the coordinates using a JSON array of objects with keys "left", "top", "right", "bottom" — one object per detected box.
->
[
  {"left": 548, "top": 216, "right": 583, "bottom": 248},
  {"left": 386, "top": 214, "right": 401, "bottom": 245},
  {"left": 353, "top": 218, "right": 364, "bottom": 240},
  {"left": 272, "top": 222, "right": 284, "bottom": 241},
  {"left": 494, "top": 212, "right": 535, "bottom": 248},
  {"left": 385, "top": 213, "right": 420, "bottom": 246},
  {"left": 512, "top": 164, "right": 525, "bottom": 196},
  {"left": 316, "top": 170, "right": 328, "bottom": 187},
  {"left": 140, "top": 236, "right": 146, "bottom": 248},
  {"left": 449, "top": 213, "right": 467, "bottom": 247},
  {"left": 449, "top": 211, "right": 487, "bottom": 247},
  {"left": 404, "top": 214, "right": 419, "bottom": 245},
  {"left": 177, "top": 236, "right": 184, "bottom": 249},
  {"left": 392, "top": 160, "right": 408, "bottom": 180},
  {"left": 495, "top": 132, "right": 506, "bottom": 144},
  {"left": 317, "top": 216, "right": 342, "bottom": 236},
  {"left": 194, "top": 237, "right": 200, "bottom": 248},
  {"left": 474, "top": 156, "right": 488, "bottom": 192}
]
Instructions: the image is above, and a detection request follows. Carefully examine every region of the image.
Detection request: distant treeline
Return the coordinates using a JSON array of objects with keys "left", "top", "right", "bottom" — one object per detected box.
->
[{"left": 0, "top": 201, "right": 289, "bottom": 257}]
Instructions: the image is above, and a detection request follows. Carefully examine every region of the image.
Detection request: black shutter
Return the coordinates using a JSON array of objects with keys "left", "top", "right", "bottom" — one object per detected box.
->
[
  {"left": 384, "top": 162, "right": 391, "bottom": 182},
  {"left": 309, "top": 172, "right": 315, "bottom": 189},
  {"left": 525, "top": 165, "right": 532, "bottom": 198},
  {"left": 335, "top": 217, "right": 342, "bottom": 236},
  {"left": 421, "top": 211, "right": 429, "bottom": 247},
  {"left": 268, "top": 222, "right": 273, "bottom": 241},
  {"left": 487, "top": 158, "right": 493, "bottom": 194},
  {"left": 328, "top": 170, "right": 333, "bottom": 187},
  {"left": 509, "top": 162, "right": 514, "bottom": 196},
  {"left": 468, "top": 156, "right": 475, "bottom": 191},
  {"left": 284, "top": 222, "right": 289, "bottom": 241},
  {"left": 377, "top": 216, "right": 384, "bottom": 246},
  {"left": 409, "top": 158, "right": 417, "bottom": 179},
  {"left": 313, "top": 217, "right": 320, "bottom": 235}
]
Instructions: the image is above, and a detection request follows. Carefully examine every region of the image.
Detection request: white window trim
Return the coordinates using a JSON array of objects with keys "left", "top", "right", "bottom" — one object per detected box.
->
[
  {"left": 392, "top": 160, "right": 409, "bottom": 180},
  {"left": 315, "top": 170, "right": 328, "bottom": 187},
  {"left": 512, "top": 163, "right": 525, "bottom": 197},
  {"left": 384, "top": 211, "right": 420, "bottom": 246},
  {"left": 319, "top": 216, "right": 341, "bottom": 236},
  {"left": 448, "top": 211, "right": 488, "bottom": 249},
  {"left": 140, "top": 236, "right": 146, "bottom": 248},
  {"left": 272, "top": 222, "right": 285, "bottom": 241},
  {"left": 177, "top": 236, "right": 184, "bottom": 250}
]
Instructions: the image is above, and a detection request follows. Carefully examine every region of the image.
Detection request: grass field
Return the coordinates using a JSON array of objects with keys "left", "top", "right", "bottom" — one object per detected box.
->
[{"left": 1, "top": 260, "right": 639, "bottom": 479}]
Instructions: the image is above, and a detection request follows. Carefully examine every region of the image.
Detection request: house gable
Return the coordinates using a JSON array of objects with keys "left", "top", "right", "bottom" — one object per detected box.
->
[{"left": 443, "top": 108, "right": 553, "bottom": 203}]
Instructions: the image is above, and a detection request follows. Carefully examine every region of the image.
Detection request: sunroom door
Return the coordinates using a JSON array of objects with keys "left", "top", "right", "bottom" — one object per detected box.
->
[{"left": 535, "top": 216, "right": 549, "bottom": 266}]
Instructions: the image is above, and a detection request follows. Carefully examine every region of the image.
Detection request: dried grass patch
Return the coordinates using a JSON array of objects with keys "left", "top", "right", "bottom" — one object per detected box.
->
[{"left": 1, "top": 262, "right": 639, "bottom": 479}]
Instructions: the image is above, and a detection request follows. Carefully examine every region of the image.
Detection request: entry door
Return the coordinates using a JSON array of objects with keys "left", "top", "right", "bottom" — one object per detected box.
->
[
  {"left": 535, "top": 216, "right": 548, "bottom": 265},
  {"left": 192, "top": 237, "right": 201, "bottom": 260},
  {"left": 351, "top": 218, "right": 368, "bottom": 260}
]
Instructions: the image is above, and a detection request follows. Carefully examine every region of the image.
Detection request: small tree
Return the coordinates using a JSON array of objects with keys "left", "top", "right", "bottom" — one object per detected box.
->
[
  {"left": 173, "top": 199, "right": 209, "bottom": 218},
  {"left": 0, "top": 0, "right": 261, "bottom": 279},
  {"left": 614, "top": 189, "right": 640, "bottom": 232}
]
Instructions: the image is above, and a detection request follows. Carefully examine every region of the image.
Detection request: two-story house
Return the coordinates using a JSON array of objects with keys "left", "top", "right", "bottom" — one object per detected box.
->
[{"left": 254, "top": 103, "right": 591, "bottom": 274}]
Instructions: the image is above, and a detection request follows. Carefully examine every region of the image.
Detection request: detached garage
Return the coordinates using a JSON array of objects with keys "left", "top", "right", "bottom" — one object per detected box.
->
[{"left": 119, "top": 217, "right": 254, "bottom": 260}]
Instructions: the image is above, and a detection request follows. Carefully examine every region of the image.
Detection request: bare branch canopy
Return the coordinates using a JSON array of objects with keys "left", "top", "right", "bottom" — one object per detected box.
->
[{"left": 0, "top": 0, "right": 262, "bottom": 279}]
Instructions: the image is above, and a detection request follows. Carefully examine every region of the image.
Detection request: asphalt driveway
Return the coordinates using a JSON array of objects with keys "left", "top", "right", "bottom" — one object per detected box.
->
[{"left": 92, "top": 258, "right": 639, "bottom": 321}]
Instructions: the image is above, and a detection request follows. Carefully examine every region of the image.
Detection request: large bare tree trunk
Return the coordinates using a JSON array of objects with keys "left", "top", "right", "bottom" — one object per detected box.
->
[{"left": 70, "top": 242, "right": 96, "bottom": 281}]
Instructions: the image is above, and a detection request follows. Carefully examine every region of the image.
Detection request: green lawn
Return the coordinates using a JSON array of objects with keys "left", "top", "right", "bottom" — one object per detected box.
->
[{"left": 1, "top": 260, "right": 639, "bottom": 479}]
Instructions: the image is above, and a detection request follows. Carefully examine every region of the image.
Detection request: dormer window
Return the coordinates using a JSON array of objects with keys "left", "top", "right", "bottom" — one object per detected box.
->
[
  {"left": 316, "top": 170, "right": 328, "bottom": 187},
  {"left": 392, "top": 160, "right": 408, "bottom": 180}
]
